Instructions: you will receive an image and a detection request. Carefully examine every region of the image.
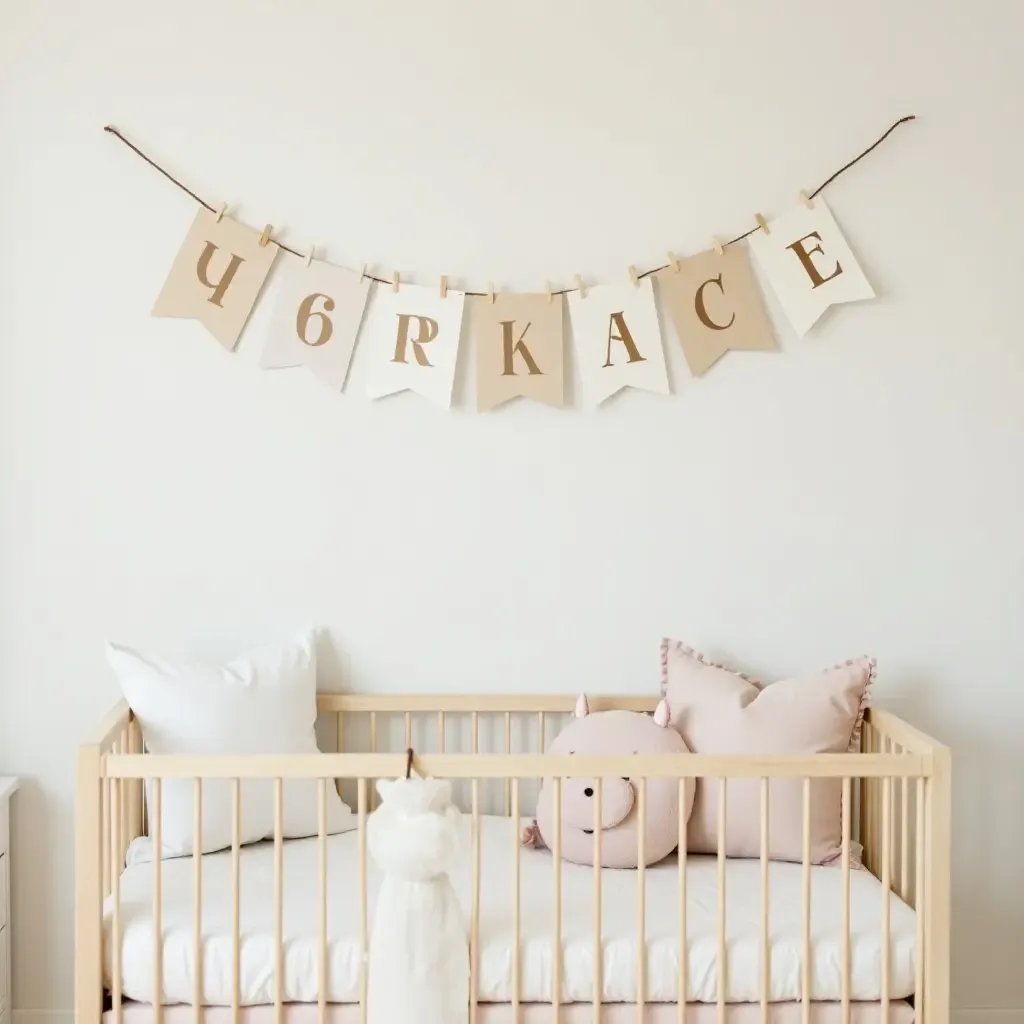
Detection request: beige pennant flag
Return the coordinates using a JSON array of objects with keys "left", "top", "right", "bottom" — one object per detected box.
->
[
  {"left": 472, "top": 293, "right": 564, "bottom": 411},
  {"left": 656, "top": 244, "right": 777, "bottom": 376},
  {"left": 153, "top": 208, "right": 279, "bottom": 351}
]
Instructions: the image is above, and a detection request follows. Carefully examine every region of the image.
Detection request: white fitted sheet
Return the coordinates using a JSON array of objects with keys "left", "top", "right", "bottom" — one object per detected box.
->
[{"left": 103, "top": 816, "right": 916, "bottom": 1006}]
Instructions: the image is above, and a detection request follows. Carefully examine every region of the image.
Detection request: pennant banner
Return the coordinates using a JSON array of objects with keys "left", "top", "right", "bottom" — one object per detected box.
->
[
  {"left": 656, "top": 245, "right": 778, "bottom": 376},
  {"left": 567, "top": 280, "right": 670, "bottom": 405},
  {"left": 748, "top": 198, "right": 874, "bottom": 336},
  {"left": 260, "top": 259, "right": 371, "bottom": 390},
  {"left": 364, "top": 284, "right": 466, "bottom": 407},
  {"left": 153, "top": 208, "right": 278, "bottom": 351},
  {"left": 472, "top": 293, "right": 564, "bottom": 411}
]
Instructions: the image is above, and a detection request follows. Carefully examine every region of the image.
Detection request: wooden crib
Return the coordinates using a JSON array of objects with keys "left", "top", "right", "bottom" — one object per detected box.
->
[{"left": 75, "top": 695, "right": 950, "bottom": 1024}]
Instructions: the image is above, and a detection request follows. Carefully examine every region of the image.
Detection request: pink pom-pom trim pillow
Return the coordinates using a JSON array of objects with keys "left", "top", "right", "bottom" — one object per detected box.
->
[{"left": 661, "top": 639, "right": 874, "bottom": 865}]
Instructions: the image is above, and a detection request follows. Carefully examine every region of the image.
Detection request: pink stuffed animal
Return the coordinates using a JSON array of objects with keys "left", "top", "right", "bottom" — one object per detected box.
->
[{"left": 527, "top": 695, "right": 695, "bottom": 868}]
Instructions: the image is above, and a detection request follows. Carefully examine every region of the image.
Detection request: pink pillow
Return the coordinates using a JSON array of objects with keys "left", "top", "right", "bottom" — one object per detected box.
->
[
  {"left": 661, "top": 639, "right": 874, "bottom": 865},
  {"left": 532, "top": 695, "right": 695, "bottom": 868}
]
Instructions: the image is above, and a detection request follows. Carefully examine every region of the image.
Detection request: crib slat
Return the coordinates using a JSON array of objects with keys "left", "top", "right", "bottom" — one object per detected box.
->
[
  {"left": 318, "top": 778, "right": 328, "bottom": 1024},
  {"left": 553, "top": 776, "right": 562, "bottom": 1023},
  {"left": 438, "top": 710, "right": 445, "bottom": 753},
  {"left": 915, "top": 778, "right": 925, "bottom": 1023},
  {"left": 274, "top": 778, "right": 284, "bottom": 1024},
  {"left": 636, "top": 778, "right": 646, "bottom": 1024},
  {"left": 802, "top": 778, "right": 811, "bottom": 1024},
  {"left": 102, "top": 764, "right": 110, "bottom": 894},
  {"left": 881, "top": 776, "right": 892, "bottom": 1023},
  {"left": 337, "top": 712, "right": 344, "bottom": 753},
  {"left": 471, "top": 778, "right": 481, "bottom": 1024},
  {"left": 194, "top": 778, "right": 203, "bottom": 1024},
  {"left": 110, "top": 777, "right": 122, "bottom": 1024},
  {"left": 369, "top": 712, "right": 377, "bottom": 811},
  {"left": 231, "top": 780, "right": 241, "bottom": 1024},
  {"left": 152, "top": 778, "right": 163, "bottom": 1024},
  {"left": 472, "top": 712, "right": 479, "bottom": 754},
  {"left": 594, "top": 777, "right": 603, "bottom": 1024},
  {"left": 841, "top": 776, "right": 851, "bottom": 1024},
  {"left": 760, "top": 777, "right": 769, "bottom": 1024},
  {"left": 359, "top": 778, "right": 368, "bottom": 1024},
  {"left": 678, "top": 778, "right": 688, "bottom": 1024},
  {"left": 505, "top": 711, "right": 512, "bottom": 816},
  {"left": 512, "top": 778, "right": 521, "bottom": 1022},
  {"left": 717, "top": 778, "right": 727, "bottom": 1024},
  {"left": 405, "top": 710, "right": 412, "bottom": 748},
  {"left": 900, "top": 770, "right": 910, "bottom": 901}
]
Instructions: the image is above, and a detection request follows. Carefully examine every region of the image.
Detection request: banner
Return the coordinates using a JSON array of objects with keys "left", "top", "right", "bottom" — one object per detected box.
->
[
  {"left": 153, "top": 208, "right": 278, "bottom": 351},
  {"left": 567, "top": 280, "right": 670, "bottom": 405},
  {"left": 472, "top": 293, "right": 564, "bottom": 411},
  {"left": 748, "top": 198, "right": 874, "bottom": 336},
  {"left": 260, "top": 258, "right": 371, "bottom": 391},
  {"left": 656, "top": 245, "right": 777, "bottom": 376},
  {"left": 364, "top": 284, "right": 466, "bottom": 407}
]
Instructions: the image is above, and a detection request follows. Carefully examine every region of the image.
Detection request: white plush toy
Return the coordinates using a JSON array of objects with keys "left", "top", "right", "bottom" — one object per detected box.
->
[{"left": 366, "top": 776, "right": 468, "bottom": 1024}]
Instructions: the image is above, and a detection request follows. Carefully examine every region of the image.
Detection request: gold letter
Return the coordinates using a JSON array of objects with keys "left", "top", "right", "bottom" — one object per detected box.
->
[
  {"left": 392, "top": 314, "right": 438, "bottom": 366},
  {"left": 500, "top": 321, "right": 542, "bottom": 376},
  {"left": 602, "top": 312, "right": 647, "bottom": 367},
  {"left": 296, "top": 293, "right": 336, "bottom": 347},
  {"left": 196, "top": 242, "right": 245, "bottom": 308},
  {"left": 694, "top": 275, "right": 736, "bottom": 331},
  {"left": 786, "top": 231, "right": 843, "bottom": 289}
]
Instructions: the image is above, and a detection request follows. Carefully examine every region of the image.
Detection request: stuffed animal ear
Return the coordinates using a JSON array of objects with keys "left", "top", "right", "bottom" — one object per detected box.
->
[
  {"left": 653, "top": 699, "right": 670, "bottom": 728},
  {"left": 574, "top": 694, "right": 590, "bottom": 718}
]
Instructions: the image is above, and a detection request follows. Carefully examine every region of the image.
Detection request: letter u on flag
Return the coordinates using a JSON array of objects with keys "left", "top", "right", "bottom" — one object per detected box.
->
[
  {"left": 748, "top": 198, "right": 874, "bottom": 336},
  {"left": 152, "top": 208, "right": 278, "bottom": 350},
  {"left": 567, "top": 279, "right": 669, "bottom": 405},
  {"left": 364, "top": 283, "right": 466, "bottom": 407},
  {"left": 260, "top": 259, "right": 372, "bottom": 391}
]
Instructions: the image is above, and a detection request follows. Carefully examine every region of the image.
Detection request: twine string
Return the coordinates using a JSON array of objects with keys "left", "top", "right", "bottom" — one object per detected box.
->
[{"left": 102, "top": 114, "right": 916, "bottom": 296}]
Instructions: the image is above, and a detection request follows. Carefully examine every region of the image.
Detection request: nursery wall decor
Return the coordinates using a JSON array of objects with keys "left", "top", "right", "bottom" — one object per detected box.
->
[
  {"left": 260, "top": 257, "right": 372, "bottom": 390},
  {"left": 471, "top": 292, "right": 565, "bottom": 411},
  {"left": 567, "top": 279, "right": 670, "bottom": 405},
  {"left": 655, "top": 245, "right": 778, "bottom": 376},
  {"left": 110, "top": 115, "right": 915, "bottom": 409}
]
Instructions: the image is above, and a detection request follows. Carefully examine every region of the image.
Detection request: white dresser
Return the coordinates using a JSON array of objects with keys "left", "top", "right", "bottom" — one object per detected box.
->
[{"left": 0, "top": 777, "right": 17, "bottom": 1024}]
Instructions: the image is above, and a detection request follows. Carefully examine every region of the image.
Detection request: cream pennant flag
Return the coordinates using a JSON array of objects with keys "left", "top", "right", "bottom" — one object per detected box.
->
[
  {"left": 472, "top": 293, "right": 564, "bottom": 411},
  {"left": 567, "top": 279, "right": 670, "bottom": 405},
  {"left": 152, "top": 208, "right": 278, "bottom": 350},
  {"left": 747, "top": 198, "right": 874, "bottom": 336},
  {"left": 655, "top": 245, "right": 777, "bottom": 376},
  {"left": 364, "top": 283, "right": 465, "bottom": 407},
  {"left": 260, "top": 258, "right": 371, "bottom": 390}
]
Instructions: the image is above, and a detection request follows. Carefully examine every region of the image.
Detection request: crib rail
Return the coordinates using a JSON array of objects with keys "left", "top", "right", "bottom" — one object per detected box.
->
[{"left": 76, "top": 698, "right": 950, "bottom": 1024}]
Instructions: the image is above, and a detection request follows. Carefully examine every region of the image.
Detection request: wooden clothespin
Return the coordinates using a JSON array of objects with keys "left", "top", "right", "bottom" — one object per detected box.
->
[
  {"left": 667, "top": 251, "right": 680, "bottom": 273},
  {"left": 713, "top": 237, "right": 725, "bottom": 257},
  {"left": 755, "top": 213, "right": 770, "bottom": 235},
  {"left": 799, "top": 189, "right": 814, "bottom": 209},
  {"left": 358, "top": 263, "right": 367, "bottom": 283},
  {"left": 488, "top": 282, "right": 495, "bottom": 304},
  {"left": 258, "top": 224, "right": 273, "bottom": 247},
  {"left": 440, "top": 275, "right": 448, "bottom": 299},
  {"left": 392, "top": 270, "right": 400, "bottom": 293},
  {"left": 575, "top": 274, "right": 588, "bottom": 299},
  {"left": 628, "top": 265, "right": 640, "bottom": 287},
  {"left": 305, "top": 246, "right": 315, "bottom": 268},
  {"left": 545, "top": 281, "right": 554, "bottom": 304},
  {"left": 214, "top": 203, "right": 227, "bottom": 223}
]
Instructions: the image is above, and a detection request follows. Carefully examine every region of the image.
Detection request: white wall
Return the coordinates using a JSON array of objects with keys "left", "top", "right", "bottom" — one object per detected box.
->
[{"left": 1, "top": 2, "right": 1021, "bottom": 1020}]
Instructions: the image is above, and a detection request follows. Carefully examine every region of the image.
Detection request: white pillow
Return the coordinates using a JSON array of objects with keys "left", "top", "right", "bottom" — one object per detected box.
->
[{"left": 107, "top": 630, "right": 356, "bottom": 858}]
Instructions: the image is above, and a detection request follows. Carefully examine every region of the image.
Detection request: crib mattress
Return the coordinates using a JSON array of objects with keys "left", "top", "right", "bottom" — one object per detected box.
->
[
  {"left": 103, "top": 815, "right": 916, "bottom": 1006},
  {"left": 106, "top": 1002, "right": 916, "bottom": 1024}
]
